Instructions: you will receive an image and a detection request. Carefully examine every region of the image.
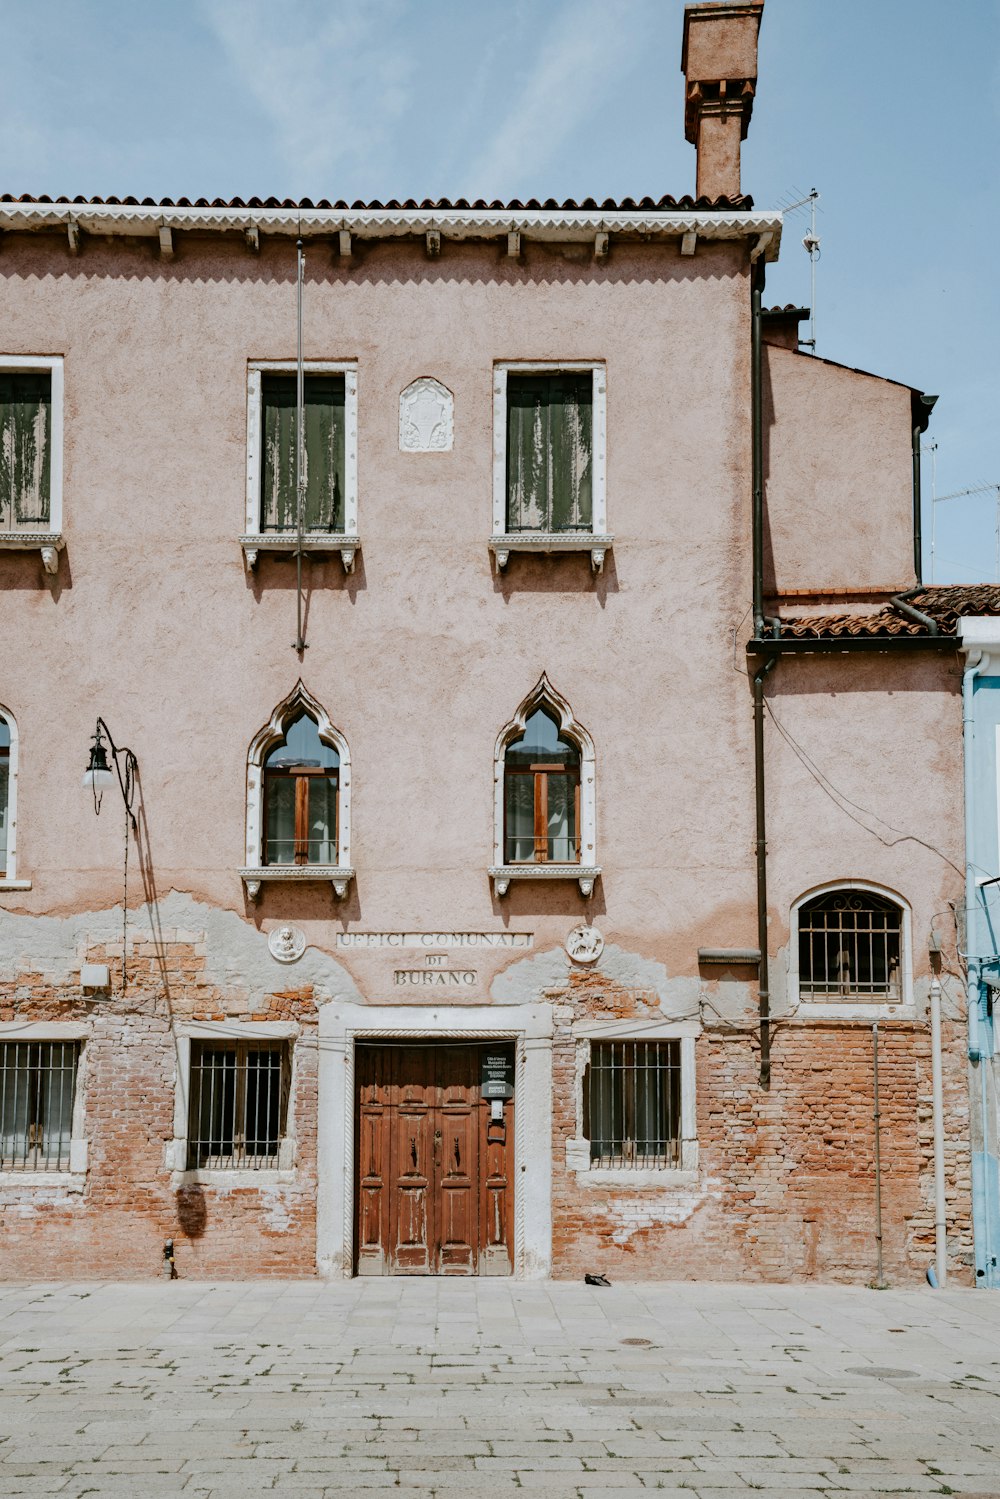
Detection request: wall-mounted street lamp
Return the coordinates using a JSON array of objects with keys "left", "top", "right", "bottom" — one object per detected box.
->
[{"left": 82, "top": 718, "right": 139, "bottom": 989}]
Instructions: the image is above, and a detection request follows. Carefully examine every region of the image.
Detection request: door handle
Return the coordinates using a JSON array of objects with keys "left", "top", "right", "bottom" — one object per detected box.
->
[{"left": 433, "top": 1129, "right": 442, "bottom": 1168}]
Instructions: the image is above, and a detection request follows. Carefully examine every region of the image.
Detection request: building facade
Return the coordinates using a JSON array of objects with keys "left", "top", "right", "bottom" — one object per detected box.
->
[{"left": 0, "top": 0, "right": 991, "bottom": 1282}]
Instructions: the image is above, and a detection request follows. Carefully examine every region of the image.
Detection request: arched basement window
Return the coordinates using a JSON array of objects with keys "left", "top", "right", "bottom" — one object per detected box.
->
[
  {"left": 798, "top": 888, "right": 903, "bottom": 1001},
  {"left": 504, "top": 707, "right": 580, "bottom": 865},
  {"left": 264, "top": 712, "right": 339, "bottom": 867}
]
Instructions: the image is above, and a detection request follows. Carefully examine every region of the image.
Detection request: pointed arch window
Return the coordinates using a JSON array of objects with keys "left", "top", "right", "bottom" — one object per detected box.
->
[
  {"left": 240, "top": 684, "right": 353, "bottom": 902},
  {"left": 490, "top": 676, "right": 600, "bottom": 898}
]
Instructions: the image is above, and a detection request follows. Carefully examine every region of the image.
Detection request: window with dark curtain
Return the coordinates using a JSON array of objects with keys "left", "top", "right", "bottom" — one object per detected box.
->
[
  {"left": 260, "top": 373, "right": 345, "bottom": 533},
  {"left": 798, "top": 889, "right": 902, "bottom": 999},
  {"left": 0, "top": 373, "right": 51, "bottom": 532},
  {"left": 506, "top": 373, "right": 592, "bottom": 533},
  {"left": 187, "top": 1042, "right": 288, "bottom": 1169},
  {"left": 264, "top": 713, "right": 339, "bottom": 866},
  {"left": 584, "top": 1041, "right": 681, "bottom": 1168},
  {"left": 504, "top": 707, "right": 580, "bottom": 864}
]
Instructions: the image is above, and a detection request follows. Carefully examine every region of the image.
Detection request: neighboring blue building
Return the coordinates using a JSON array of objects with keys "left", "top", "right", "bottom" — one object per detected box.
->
[{"left": 959, "top": 618, "right": 1000, "bottom": 1287}]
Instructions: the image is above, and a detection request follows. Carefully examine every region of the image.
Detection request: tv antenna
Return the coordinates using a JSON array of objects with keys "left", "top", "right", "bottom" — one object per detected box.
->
[
  {"left": 779, "top": 187, "right": 820, "bottom": 351},
  {"left": 930, "top": 476, "right": 1000, "bottom": 584}
]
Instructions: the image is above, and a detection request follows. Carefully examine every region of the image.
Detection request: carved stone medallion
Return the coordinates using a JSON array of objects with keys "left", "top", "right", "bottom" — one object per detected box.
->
[
  {"left": 399, "top": 377, "right": 454, "bottom": 452},
  {"left": 566, "top": 925, "right": 604, "bottom": 964},
  {"left": 268, "top": 924, "right": 306, "bottom": 964}
]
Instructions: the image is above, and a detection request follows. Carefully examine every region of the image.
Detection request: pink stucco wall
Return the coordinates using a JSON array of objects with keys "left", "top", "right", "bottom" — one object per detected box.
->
[{"left": 762, "top": 342, "right": 917, "bottom": 595}]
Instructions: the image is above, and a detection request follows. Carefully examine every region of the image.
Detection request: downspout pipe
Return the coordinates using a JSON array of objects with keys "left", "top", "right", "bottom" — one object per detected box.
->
[
  {"left": 750, "top": 255, "right": 766, "bottom": 638},
  {"left": 890, "top": 588, "right": 939, "bottom": 635},
  {"left": 929, "top": 976, "right": 948, "bottom": 1286},
  {"left": 754, "top": 655, "right": 776, "bottom": 1090}
]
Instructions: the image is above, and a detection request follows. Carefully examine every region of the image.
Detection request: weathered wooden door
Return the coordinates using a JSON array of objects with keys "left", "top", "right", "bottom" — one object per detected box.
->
[{"left": 355, "top": 1044, "right": 514, "bottom": 1276}]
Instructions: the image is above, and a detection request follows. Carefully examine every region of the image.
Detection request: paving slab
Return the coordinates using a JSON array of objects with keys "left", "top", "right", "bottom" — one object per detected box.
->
[{"left": 0, "top": 1280, "right": 999, "bottom": 1496}]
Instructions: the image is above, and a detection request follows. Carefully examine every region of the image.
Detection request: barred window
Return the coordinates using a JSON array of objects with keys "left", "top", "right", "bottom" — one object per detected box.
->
[
  {"left": 187, "top": 1042, "right": 289, "bottom": 1170},
  {"left": 584, "top": 1040, "right": 681, "bottom": 1169},
  {"left": 798, "top": 889, "right": 902, "bottom": 1001},
  {"left": 0, "top": 1042, "right": 78, "bottom": 1171}
]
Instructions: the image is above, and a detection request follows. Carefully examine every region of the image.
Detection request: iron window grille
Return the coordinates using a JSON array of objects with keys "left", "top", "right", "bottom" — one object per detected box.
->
[
  {"left": 0, "top": 1041, "right": 78, "bottom": 1171},
  {"left": 584, "top": 1040, "right": 681, "bottom": 1168},
  {"left": 187, "top": 1042, "right": 289, "bottom": 1170},
  {"left": 798, "top": 890, "right": 902, "bottom": 1001}
]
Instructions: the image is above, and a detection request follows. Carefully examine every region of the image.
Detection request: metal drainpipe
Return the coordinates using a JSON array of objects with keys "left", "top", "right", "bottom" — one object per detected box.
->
[
  {"left": 930, "top": 976, "right": 948, "bottom": 1286},
  {"left": 750, "top": 255, "right": 775, "bottom": 1089},
  {"left": 911, "top": 394, "right": 938, "bottom": 585},
  {"left": 890, "top": 589, "right": 939, "bottom": 635}
]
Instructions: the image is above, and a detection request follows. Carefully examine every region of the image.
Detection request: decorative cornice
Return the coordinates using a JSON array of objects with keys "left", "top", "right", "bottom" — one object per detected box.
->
[
  {"left": 489, "top": 534, "right": 613, "bottom": 574},
  {"left": 239, "top": 866, "right": 355, "bottom": 901},
  {"left": 240, "top": 534, "right": 359, "bottom": 574},
  {"left": 489, "top": 865, "right": 602, "bottom": 899},
  {"left": 0, "top": 532, "right": 64, "bottom": 573},
  {"left": 0, "top": 201, "right": 782, "bottom": 260}
]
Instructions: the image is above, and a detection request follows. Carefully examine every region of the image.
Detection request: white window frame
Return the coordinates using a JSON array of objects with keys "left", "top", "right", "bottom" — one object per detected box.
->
[
  {"left": 0, "top": 355, "right": 65, "bottom": 574},
  {"left": 489, "top": 673, "right": 600, "bottom": 898},
  {"left": 239, "top": 680, "right": 354, "bottom": 902},
  {"left": 168, "top": 1020, "right": 300, "bottom": 1184},
  {"left": 241, "top": 359, "right": 359, "bottom": 573},
  {"left": 0, "top": 704, "right": 28, "bottom": 890},
  {"left": 0, "top": 1022, "right": 89, "bottom": 1188},
  {"left": 490, "top": 361, "right": 611, "bottom": 574},
  {"left": 788, "top": 879, "right": 914, "bottom": 1019},
  {"left": 565, "top": 1019, "right": 699, "bottom": 1186}
]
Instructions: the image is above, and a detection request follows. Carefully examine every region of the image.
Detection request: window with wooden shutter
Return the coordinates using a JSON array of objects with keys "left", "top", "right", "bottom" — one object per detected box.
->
[
  {"left": 0, "top": 373, "right": 51, "bottom": 532},
  {"left": 260, "top": 374, "right": 345, "bottom": 533},
  {"left": 506, "top": 373, "right": 593, "bottom": 533}
]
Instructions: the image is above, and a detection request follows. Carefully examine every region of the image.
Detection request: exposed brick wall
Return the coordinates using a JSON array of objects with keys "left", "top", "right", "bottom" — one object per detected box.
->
[
  {"left": 550, "top": 971, "right": 974, "bottom": 1285},
  {"left": 0, "top": 936, "right": 974, "bottom": 1283}
]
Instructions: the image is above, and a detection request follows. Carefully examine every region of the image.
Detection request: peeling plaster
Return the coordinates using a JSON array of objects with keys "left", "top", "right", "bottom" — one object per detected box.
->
[
  {"left": 0, "top": 891, "right": 363, "bottom": 1007},
  {"left": 606, "top": 1181, "right": 722, "bottom": 1243},
  {"left": 490, "top": 944, "right": 571, "bottom": 1003},
  {"left": 260, "top": 1187, "right": 293, "bottom": 1233}
]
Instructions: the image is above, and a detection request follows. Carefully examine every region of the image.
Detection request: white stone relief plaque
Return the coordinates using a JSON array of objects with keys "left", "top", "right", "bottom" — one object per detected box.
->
[
  {"left": 565, "top": 925, "right": 604, "bottom": 964},
  {"left": 399, "top": 377, "right": 454, "bottom": 452},
  {"left": 268, "top": 924, "right": 306, "bottom": 963}
]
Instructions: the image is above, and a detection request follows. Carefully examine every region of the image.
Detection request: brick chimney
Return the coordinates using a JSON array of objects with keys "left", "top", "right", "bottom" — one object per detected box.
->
[{"left": 681, "top": 0, "right": 763, "bottom": 201}]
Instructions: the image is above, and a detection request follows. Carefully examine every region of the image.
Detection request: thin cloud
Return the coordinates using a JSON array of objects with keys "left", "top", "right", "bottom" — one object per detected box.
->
[
  {"left": 463, "top": 0, "right": 655, "bottom": 199},
  {"left": 199, "top": 0, "right": 413, "bottom": 194}
]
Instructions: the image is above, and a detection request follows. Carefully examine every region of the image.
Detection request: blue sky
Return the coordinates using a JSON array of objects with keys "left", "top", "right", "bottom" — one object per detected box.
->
[{"left": 4, "top": 0, "right": 998, "bottom": 584}]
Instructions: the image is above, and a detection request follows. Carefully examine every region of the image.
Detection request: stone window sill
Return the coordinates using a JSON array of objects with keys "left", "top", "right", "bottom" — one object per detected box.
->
[
  {"left": 0, "top": 880, "right": 32, "bottom": 892},
  {"left": 565, "top": 1138, "right": 698, "bottom": 1183},
  {"left": 794, "top": 1000, "right": 914, "bottom": 1021},
  {"left": 0, "top": 532, "right": 64, "bottom": 574},
  {"left": 240, "top": 534, "right": 360, "bottom": 573},
  {"left": 489, "top": 533, "right": 613, "bottom": 574},
  {"left": 239, "top": 865, "right": 354, "bottom": 901},
  {"left": 171, "top": 1168, "right": 298, "bottom": 1189},
  {"left": 0, "top": 1172, "right": 86, "bottom": 1192},
  {"left": 489, "top": 864, "right": 600, "bottom": 898}
]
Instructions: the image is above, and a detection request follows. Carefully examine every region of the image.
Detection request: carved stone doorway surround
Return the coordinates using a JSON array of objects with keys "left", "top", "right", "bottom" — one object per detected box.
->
[{"left": 317, "top": 1002, "right": 553, "bottom": 1279}]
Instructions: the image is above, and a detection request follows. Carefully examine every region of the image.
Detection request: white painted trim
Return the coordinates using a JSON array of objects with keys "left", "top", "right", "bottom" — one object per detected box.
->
[
  {"left": 567, "top": 1023, "right": 699, "bottom": 1177},
  {"left": 168, "top": 1021, "right": 300, "bottom": 1175},
  {"left": 0, "top": 1022, "right": 89, "bottom": 1176},
  {"left": 0, "top": 881, "right": 31, "bottom": 892},
  {"left": 0, "top": 356, "right": 63, "bottom": 537},
  {"left": 244, "top": 360, "right": 359, "bottom": 546},
  {"left": 0, "top": 200, "right": 784, "bottom": 258},
  {"left": 244, "top": 681, "right": 352, "bottom": 875},
  {"left": 316, "top": 1001, "right": 553, "bottom": 1280},
  {"left": 492, "top": 362, "right": 608, "bottom": 550},
  {"left": 492, "top": 674, "right": 597, "bottom": 891},
  {"left": 787, "top": 879, "right": 914, "bottom": 1019},
  {"left": 0, "top": 704, "right": 19, "bottom": 881}
]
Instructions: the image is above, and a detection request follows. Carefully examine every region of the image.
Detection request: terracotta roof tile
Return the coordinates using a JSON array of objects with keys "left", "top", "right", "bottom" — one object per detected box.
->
[
  {"left": 0, "top": 192, "right": 754, "bottom": 213},
  {"left": 778, "top": 585, "right": 1000, "bottom": 640}
]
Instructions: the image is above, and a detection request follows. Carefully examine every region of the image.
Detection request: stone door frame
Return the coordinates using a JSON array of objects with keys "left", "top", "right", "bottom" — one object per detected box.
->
[{"left": 317, "top": 1001, "right": 553, "bottom": 1279}]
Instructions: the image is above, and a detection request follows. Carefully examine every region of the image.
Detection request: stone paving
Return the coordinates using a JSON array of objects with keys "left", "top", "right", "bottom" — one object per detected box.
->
[{"left": 0, "top": 1279, "right": 999, "bottom": 1498}]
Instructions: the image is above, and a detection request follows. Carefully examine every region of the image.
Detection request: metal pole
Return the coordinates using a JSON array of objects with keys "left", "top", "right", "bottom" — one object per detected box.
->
[
  {"left": 294, "top": 237, "right": 307, "bottom": 654},
  {"left": 873, "top": 1021, "right": 887, "bottom": 1287},
  {"left": 930, "top": 977, "right": 948, "bottom": 1286}
]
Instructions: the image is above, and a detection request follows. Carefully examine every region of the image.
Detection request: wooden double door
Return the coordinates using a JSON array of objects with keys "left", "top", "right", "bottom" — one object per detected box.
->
[{"left": 355, "top": 1044, "right": 514, "bottom": 1276}]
